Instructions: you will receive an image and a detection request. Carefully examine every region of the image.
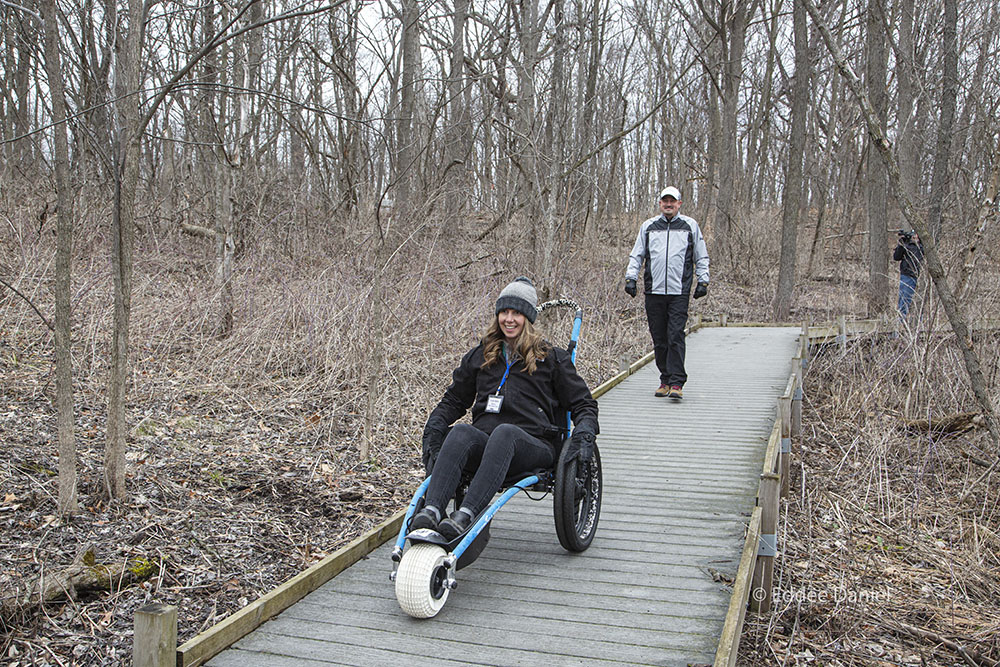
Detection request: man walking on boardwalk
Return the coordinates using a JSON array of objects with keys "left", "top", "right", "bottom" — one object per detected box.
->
[{"left": 624, "top": 186, "right": 710, "bottom": 400}]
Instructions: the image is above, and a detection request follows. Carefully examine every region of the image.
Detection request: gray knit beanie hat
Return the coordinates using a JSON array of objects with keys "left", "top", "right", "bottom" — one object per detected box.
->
[{"left": 495, "top": 276, "right": 538, "bottom": 323}]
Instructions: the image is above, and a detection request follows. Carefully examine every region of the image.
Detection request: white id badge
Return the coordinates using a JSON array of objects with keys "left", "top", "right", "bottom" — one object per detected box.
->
[{"left": 485, "top": 394, "right": 504, "bottom": 413}]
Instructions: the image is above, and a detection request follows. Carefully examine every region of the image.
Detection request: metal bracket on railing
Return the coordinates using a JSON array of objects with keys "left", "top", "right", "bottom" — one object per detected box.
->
[
  {"left": 793, "top": 387, "right": 803, "bottom": 401},
  {"left": 780, "top": 437, "right": 791, "bottom": 453},
  {"left": 757, "top": 533, "right": 777, "bottom": 557}
]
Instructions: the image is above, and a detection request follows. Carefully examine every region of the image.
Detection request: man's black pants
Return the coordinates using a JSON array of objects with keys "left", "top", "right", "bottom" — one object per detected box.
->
[{"left": 644, "top": 293, "right": 690, "bottom": 387}]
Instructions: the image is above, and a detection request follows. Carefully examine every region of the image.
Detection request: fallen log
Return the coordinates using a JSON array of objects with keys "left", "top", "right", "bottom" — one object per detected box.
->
[
  {"left": 903, "top": 412, "right": 984, "bottom": 435},
  {"left": 1, "top": 545, "right": 157, "bottom": 623}
]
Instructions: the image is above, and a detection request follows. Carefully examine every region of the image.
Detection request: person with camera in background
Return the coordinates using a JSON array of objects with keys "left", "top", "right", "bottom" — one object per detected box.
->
[
  {"left": 893, "top": 229, "right": 924, "bottom": 322},
  {"left": 624, "top": 186, "right": 710, "bottom": 400}
]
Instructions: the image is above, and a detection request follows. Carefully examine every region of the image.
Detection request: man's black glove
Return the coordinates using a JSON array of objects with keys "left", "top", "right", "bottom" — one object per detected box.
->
[
  {"left": 625, "top": 279, "right": 637, "bottom": 298},
  {"left": 693, "top": 282, "right": 708, "bottom": 299},
  {"left": 421, "top": 416, "right": 449, "bottom": 476},
  {"left": 564, "top": 421, "right": 597, "bottom": 463}
]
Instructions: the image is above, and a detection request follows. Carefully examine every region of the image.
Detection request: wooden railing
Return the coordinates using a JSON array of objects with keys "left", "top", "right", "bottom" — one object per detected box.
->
[{"left": 714, "top": 323, "right": 806, "bottom": 667}]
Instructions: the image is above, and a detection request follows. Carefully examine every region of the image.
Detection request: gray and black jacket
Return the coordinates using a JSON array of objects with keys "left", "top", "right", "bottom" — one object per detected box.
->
[{"left": 626, "top": 213, "right": 710, "bottom": 295}]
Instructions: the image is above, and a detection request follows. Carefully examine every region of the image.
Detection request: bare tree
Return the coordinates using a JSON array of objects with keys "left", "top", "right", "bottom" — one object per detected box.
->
[
  {"left": 773, "top": 0, "right": 809, "bottom": 320},
  {"left": 925, "top": 0, "right": 957, "bottom": 241},
  {"left": 864, "top": 0, "right": 889, "bottom": 317},
  {"left": 895, "top": 0, "right": 918, "bottom": 229},
  {"left": 443, "top": 0, "right": 472, "bottom": 215},
  {"left": 104, "top": 0, "right": 145, "bottom": 500},
  {"left": 5, "top": 1, "right": 37, "bottom": 168},
  {"left": 711, "top": 0, "right": 753, "bottom": 266},
  {"left": 39, "top": 0, "right": 76, "bottom": 514}
]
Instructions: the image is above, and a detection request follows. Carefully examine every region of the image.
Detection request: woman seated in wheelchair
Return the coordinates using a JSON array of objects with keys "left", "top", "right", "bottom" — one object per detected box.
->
[{"left": 411, "top": 276, "right": 599, "bottom": 541}]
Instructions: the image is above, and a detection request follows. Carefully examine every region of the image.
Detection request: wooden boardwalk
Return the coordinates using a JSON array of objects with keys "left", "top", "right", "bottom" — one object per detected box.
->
[{"left": 206, "top": 326, "right": 801, "bottom": 667}]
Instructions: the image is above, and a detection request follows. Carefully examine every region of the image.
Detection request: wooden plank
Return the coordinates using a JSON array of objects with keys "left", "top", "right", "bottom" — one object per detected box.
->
[
  {"left": 277, "top": 599, "right": 722, "bottom": 653},
  {"left": 301, "top": 580, "right": 726, "bottom": 634},
  {"left": 179, "top": 512, "right": 404, "bottom": 666},
  {"left": 791, "top": 355, "right": 803, "bottom": 438},
  {"left": 761, "top": 420, "right": 781, "bottom": 476},
  {"left": 779, "top": 378, "right": 793, "bottom": 498},
  {"left": 591, "top": 352, "right": 655, "bottom": 399},
  {"left": 713, "top": 507, "right": 762, "bottom": 667}
]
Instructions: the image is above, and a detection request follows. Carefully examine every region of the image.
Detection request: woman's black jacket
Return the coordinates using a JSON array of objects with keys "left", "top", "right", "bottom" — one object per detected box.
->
[{"left": 423, "top": 343, "right": 599, "bottom": 462}]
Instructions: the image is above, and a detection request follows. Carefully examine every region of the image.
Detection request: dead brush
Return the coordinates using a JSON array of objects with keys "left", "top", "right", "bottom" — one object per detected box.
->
[{"left": 739, "top": 327, "right": 1000, "bottom": 666}]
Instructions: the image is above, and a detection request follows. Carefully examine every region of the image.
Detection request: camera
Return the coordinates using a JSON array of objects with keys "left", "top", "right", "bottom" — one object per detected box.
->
[{"left": 897, "top": 229, "right": 914, "bottom": 243}]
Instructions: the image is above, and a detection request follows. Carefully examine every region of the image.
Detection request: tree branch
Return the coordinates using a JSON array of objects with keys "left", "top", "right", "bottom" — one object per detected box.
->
[{"left": 0, "top": 277, "right": 54, "bottom": 331}]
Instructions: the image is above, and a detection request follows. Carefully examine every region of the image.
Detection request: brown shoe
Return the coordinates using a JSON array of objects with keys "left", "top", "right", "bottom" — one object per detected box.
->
[
  {"left": 654, "top": 384, "right": 670, "bottom": 397},
  {"left": 667, "top": 385, "right": 683, "bottom": 400}
]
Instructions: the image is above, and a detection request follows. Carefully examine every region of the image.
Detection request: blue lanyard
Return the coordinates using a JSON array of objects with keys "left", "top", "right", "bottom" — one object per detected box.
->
[{"left": 496, "top": 348, "right": 515, "bottom": 394}]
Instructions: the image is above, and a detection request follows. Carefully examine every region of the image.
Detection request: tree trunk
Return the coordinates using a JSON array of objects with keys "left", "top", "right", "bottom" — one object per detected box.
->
[
  {"left": 538, "top": 0, "right": 567, "bottom": 291},
  {"left": 106, "top": 0, "right": 146, "bottom": 500},
  {"left": 40, "top": 0, "right": 77, "bottom": 515},
  {"left": 712, "top": 0, "right": 750, "bottom": 266},
  {"left": 703, "top": 73, "right": 720, "bottom": 229},
  {"left": 444, "top": 0, "right": 471, "bottom": 215},
  {"left": 773, "top": 0, "right": 809, "bottom": 320},
  {"left": 955, "top": 137, "right": 1000, "bottom": 300},
  {"left": 747, "top": 0, "right": 780, "bottom": 207},
  {"left": 926, "top": 0, "right": 957, "bottom": 241},
  {"left": 394, "top": 0, "right": 420, "bottom": 213},
  {"left": 11, "top": 3, "right": 36, "bottom": 168},
  {"left": 864, "top": 0, "right": 889, "bottom": 318},
  {"left": 896, "top": 0, "right": 917, "bottom": 229},
  {"left": 579, "top": 0, "right": 604, "bottom": 244}
]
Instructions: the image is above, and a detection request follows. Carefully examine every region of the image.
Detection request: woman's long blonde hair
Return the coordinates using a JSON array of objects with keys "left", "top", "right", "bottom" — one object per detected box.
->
[{"left": 482, "top": 315, "right": 551, "bottom": 374}]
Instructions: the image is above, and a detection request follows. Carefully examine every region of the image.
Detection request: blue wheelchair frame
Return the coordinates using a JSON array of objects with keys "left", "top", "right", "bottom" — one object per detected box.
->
[{"left": 390, "top": 301, "right": 587, "bottom": 585}]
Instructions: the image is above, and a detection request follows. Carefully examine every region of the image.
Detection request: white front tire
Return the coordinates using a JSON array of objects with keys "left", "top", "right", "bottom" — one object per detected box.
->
[{"left": 395, "top": 543, "right": 450, "bottom": 618}]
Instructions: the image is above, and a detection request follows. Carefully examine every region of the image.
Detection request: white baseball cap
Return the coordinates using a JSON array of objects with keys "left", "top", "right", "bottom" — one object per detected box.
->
[{"left": 659, "top": 186, "right": 682, "bottom": 200}]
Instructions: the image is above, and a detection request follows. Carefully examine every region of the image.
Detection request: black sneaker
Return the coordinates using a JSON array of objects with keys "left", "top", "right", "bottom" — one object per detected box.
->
[
  {"left": 409, "top": 506, "right": 441, "bottom": 532},
  {"left": 438, "top": 509, "right": 474, "bottom": 540}
]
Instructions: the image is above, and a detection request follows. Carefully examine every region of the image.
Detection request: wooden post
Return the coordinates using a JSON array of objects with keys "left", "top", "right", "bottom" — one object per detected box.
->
[
  {"left": 779, "top": 393, "right": 792, "bottom": 498},
  {"left": 750, "top": 473, "right": 780, "bottom": 614},
  {"left": 691, "top": 312, "right": 702, "bottom": 330},
  {"left": 134, "top": 603, "right": 177, "bottom": 667},
  {"left": 791, "top": 360, "right": 803, "bottom": 439},
  {"left": 720, "top": 313, "right": 729, "bottom": 327},
  {"left": 837, "top": 314, "right": 847, "bottom": 353},
  {"left": 800, "top": 322, "right": 810, "bottom": 370}
]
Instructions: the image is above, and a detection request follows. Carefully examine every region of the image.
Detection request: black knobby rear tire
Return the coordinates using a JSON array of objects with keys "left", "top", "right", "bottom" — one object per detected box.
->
[{"left": 553, "top": 441, "right": 602, "bottom": 552}]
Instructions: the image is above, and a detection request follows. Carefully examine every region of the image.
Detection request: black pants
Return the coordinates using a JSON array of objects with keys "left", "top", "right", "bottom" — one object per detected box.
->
[
  {"left": 645, "top": 293, "right": 690, "bottom": 387},
  {"left": 424, "top": 423, "right": 555, "bottom": 515}
]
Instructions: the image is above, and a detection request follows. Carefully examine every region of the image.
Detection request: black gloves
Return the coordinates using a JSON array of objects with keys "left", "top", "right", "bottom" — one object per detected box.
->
[
  {"left": 564, "top": 421, "right": 598, "bottom": 463},
  {"left": 693, "top": 282, "right": 708, "bottom": 299},
  {"left": 625, "top": 279, "right": 637, "bottom": 298},
  {"left": 421, "top": 416, "right": 449, "bottom": 476}
]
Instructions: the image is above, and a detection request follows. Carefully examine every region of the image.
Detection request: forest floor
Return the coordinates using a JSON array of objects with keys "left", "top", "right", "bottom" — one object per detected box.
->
[
  {"left": 0, "top": 353, "right": 424, "bottom": 665},
  {"left": 2, "top": 224, "right": 999, "bottom": 666}
]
